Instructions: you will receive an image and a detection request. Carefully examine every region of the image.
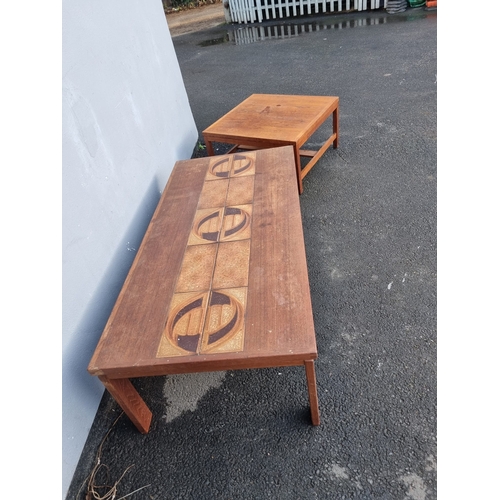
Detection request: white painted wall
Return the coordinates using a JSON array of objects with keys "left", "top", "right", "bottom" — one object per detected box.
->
[{"left": 62, "top": 0, "right": 198, "bottom": 496}]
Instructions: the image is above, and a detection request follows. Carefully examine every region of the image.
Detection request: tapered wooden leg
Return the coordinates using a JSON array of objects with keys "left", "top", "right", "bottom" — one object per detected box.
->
[
  {"left": 333, "top": 107, "right": 339, "bottom": 148},
  {"left": 99, "top": 376, "right": 153, "bottom": 434},
  {"left": 304, "top": 360, "right": 320, "bottom": 425}
]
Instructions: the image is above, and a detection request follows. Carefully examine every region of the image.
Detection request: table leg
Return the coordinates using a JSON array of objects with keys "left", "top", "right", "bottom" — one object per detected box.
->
[
  {"left": 205, "top": 139, "right": 215, "bottom": 156},
  {"left": 98, "top": 376, "right": 153, "bottom": 434},
  {"left": 304, "top": 360, "right": 320, "bottom": 425},
  {"left": 333, "top": 106, "right": 339, "bottom": 148},
  {"left": 294, "top": 145, "right": 304, "bottom": 195}
]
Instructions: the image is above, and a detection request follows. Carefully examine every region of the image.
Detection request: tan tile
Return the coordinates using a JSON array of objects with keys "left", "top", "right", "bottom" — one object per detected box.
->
[
  {"left": 188, "top": 207, "right": 224, "bottom": 246},
  {"left": 206, "top": 152, "right": 256, "bottom": 181},
  {"left": 231, "top": 152, "right": 256, "bottom": 177},
  {"left": 220, "top": 204, "right": 253, "bottom": 242},
  {"left": 227, "top": 175, "right": 255, "bottom": 206},
  {"left": 175, "top": 244, "right": 217, "bottom": 292},
  {"left": 200, "top": 287, "right": 247, "bottom": 354},
  {"left": 212, "top": 239, "right": 250, "bottom": 289},
  {"left": 158, "top": 287, "right": 247, "bottom": 357},
  {"left": 157, "top": 291, "right": 207, "bottom": 357},
  {"left": 198, "top": 179, "right": 228, "bottom": 209},
  {"left": 206, "top": 155, "right": 232, "bottom": 180}
]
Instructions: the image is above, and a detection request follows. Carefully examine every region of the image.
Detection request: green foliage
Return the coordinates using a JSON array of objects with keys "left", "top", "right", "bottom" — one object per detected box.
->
[{"left": 165, "top": 0, "right": 219, "bottom": 11}]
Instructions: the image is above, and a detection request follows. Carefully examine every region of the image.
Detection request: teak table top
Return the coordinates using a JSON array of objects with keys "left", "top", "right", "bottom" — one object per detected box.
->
[
  {"left": 88, "top": 147, "right": 319, "bottom": 431},
  {"left": 202, "top": 94, "right": 339, "bottom": 194}
]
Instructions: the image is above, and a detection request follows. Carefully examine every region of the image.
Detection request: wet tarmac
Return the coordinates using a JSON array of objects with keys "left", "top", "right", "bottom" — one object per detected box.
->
[{"left": 200, "top": 8, "right": 436, "bottom": 46}]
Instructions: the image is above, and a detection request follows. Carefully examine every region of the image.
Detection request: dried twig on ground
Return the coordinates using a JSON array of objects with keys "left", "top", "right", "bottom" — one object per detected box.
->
[{"left": 76, "top": 413, "right": 150, "bottom": 500}]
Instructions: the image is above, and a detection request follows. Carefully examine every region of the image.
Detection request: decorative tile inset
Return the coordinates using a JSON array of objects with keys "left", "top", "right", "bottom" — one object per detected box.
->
[
  {"left": 231, "top": 153, "right": 255, "bottom": 177},
  {"left": 157, "top": 287, "right": 246, "bottom": 357},
  {"left": 157, "top": 291, "right": 207, "bottom": 357},
  {"left": 188, "top": 207, "right": 224, "bottom": 246},
  {"left": 175, "top": 244, "right": 217, "bottom": 293},
  {"left": 189, "top": 204, "right": 252, "bottom": 246},
  {"left": 198, "top": 179, "right": 228, "bottom": 210},
  {"left": 200, "top": 287, "right": 246, "bottom": 354},
  {"left": 157, "top": 153, "right": 256, "bottom": 359},
  {"left": 213, "top": 240, "right": 251, "bottom": 290},
  {"left": 206, "top": 152, "right": 256, "bottom": 181},
  {"left": 220, "top": 205, "right": 252, "bottom": 242},
  {"left": 227, "top": 175, "right": 255, "bottom": 206}
]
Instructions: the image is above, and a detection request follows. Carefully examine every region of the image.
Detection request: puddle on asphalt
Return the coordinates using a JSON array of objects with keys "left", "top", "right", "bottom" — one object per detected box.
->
[
  {"left": 198, "top": 33, "right": 230, "bottom": 46},
  {"left": 197, "top": 8, "right": 435, "bottom": 46}
]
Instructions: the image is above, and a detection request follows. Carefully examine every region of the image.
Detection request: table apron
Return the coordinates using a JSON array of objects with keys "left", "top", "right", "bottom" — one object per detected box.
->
[{"left": 92, "top": 354, "right": 318, "bottom": 379}]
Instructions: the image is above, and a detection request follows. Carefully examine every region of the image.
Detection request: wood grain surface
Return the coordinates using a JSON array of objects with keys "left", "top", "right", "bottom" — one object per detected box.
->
[
  {"left": 89, "top": 145, "right": 316, "bottom": 378},
  {"left": 202, "top": 94, "right": 339, "bottom": 194},
  {"left": 88, "top": 146, "right": 320, "bottom": 429}
]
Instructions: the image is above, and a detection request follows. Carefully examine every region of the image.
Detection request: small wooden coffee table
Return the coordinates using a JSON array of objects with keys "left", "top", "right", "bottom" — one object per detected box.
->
[
  {"left": 202, "top": 94, "right": 339, "bottom": 194},
  {"left": 88, "top": 146, "right": 320, "bottom": 433}
]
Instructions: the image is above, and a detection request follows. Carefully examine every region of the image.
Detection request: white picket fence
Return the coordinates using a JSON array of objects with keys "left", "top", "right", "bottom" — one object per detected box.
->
[
  {"left": 227, "top": 0, "right": 388, "bottom": 24},
  {"left": 228, "top": 14, "right": 388, "bottom": 44}
]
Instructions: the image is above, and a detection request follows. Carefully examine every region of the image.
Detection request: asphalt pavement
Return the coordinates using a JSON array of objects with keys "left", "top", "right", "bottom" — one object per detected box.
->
[{"left": 67, "top": 6, "right": 437, "bottom": 499}]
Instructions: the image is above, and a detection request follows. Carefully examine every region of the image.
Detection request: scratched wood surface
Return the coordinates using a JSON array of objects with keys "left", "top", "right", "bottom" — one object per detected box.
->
[
  {"left": 88, "top": 145, "right": 317, "bottom": 380},
  {"left": 202, "top": 94, "right": 339, "bottom": 194},
  {"left": 202, "top": 94, "right": 338, "bottom": 149}
]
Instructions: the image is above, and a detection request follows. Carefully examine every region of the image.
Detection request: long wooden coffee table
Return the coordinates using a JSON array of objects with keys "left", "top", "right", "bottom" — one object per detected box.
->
[
  {"left": 202, "top": 94, "right": 339, "bottom": 194},
  {"left": 88, "top": 146, "right": 320, "bottom": 433}
]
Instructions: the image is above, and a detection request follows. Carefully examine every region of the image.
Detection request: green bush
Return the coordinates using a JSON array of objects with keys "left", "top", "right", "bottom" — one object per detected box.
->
[{"left": 164, "top": 0, "right": 219, "bottom": 10}]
